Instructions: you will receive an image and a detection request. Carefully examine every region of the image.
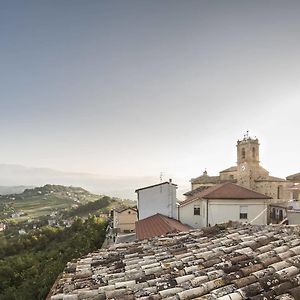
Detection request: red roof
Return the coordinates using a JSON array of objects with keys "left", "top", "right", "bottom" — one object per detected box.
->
[
  {"left": 135, "top": 214, "right": 190, "bottom": 240},
  {"left": 180, "top": 182, "right": 271, "bottom": 207}
]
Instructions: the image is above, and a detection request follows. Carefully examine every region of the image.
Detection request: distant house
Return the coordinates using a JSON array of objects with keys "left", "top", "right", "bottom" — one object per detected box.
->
[
  {"left": 135, "top": 180, "right": 178, "bottom": 220},
  {"left": 135, "top": 213, "right": 190, "bottom": 240},
  {"left": 287, "top": 204, "right": 300, "bottom": 225},
  {"left": 286, "top": 173, "right": 300, "bottom": 201},
  {"left": 269, "top": 202, "right": 287, "bottom": 224},
  {"left": 11, "top": 212, "right": 21, "bottom": 218},
  {"left": 113, "top": 207, "right": 137, "bottom": 233},
  {"left": 48, "top": 219, "right": 57, "bottom": 226},
  {"left": 0, "top": 223, "right": 6, "bottom": 232},
  {"left": 269, "top": 200, "right": 300, "bottom": 225},
  {"left": 179, "top": 182, "right": 271, "bottom": 228},
  {"left": 62, "top": 220, "right": 73, "bottom": 228}
]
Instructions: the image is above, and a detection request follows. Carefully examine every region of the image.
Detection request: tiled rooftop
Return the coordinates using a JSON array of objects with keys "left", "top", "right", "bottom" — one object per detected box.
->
[
  {"left": 135, "top": 214, "right": 190, "bottom": 240},
  {"left": 180, "top": 183, "right": 271, "bottom": 208},
  {"left": 51, "top": 224, "right": 300, "bottom": 300}
]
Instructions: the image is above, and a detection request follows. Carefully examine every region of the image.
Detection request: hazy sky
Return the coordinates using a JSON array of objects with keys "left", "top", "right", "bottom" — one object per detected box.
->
[{"left": 1, "top": 0, "right": 300, "bottom": 186}]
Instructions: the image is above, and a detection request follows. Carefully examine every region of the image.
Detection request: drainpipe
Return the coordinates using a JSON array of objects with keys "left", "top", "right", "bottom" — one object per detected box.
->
[
  {"left": 168, "top": 179, "right": 172, "bottom": 218},
  {"left": 206, "top": 199, "right": 209, "bottom": 227}
]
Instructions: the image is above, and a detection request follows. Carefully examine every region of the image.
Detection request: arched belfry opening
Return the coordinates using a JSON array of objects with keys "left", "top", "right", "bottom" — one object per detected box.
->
[{"left": 241, "top": 148, "right": 246, "bottom": 159}]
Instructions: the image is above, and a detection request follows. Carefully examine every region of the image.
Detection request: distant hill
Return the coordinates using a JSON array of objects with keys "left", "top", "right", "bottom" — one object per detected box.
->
[
  {"left": 0, "top": 184, "right": 100, "bottom": 221},
  {"left": 0, "top": 164, "right": 170, "bottom": 199},
  {"left": 0, "top": 185, "right": 34, "bottom": 195}
]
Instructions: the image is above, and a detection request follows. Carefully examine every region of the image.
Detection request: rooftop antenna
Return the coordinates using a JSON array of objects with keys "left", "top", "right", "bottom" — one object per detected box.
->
[
  {"left": 160, "top": 172, "right": 163, "bottom": 183},
  {"left": 160, "top": 172, "right": 163, "bottom": 193}
]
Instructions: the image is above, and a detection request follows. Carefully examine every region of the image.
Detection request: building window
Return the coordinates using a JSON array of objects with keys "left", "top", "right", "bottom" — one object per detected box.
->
[
  {"left": 277, "top": 186, "right": 282, "bottom": 199},
  {"left": 271, "top": 207, "right": 276, "bottom": 219},
  {"left": 252, "top": 147, "right": 256, "bottom": 159},
  {"left": 194, "top": 205, "right": 200, "bottom": 216},
  {"left": 240, "top": 206, "right": 248, "bottom": 219},
  {"left": 128, "top": 211, "right": 131, "bottom": 214},
  {"left": 241, "top": 148, "right": 246, "bottom": 159}
]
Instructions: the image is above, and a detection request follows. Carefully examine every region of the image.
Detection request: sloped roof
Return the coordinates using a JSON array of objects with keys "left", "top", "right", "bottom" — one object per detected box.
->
[
  {"left": 114, "top": 206, "right": 137, "bottom": 213},
  {"left": 220, "top": 166, "right": 238, "bottom": 173},
  {"left": 287, "top": 172, "right": 300, "bottom": 181},
  {"left": 255, "top": 176, "right": 286, "bottom": 182},
  {"left": 180, "top": 182, "right": 271, "bottom": 207},
  {"left": 135, "top": 213, "right": 190, "bottom": 240},
  {"left": 135, "top": 181, "right": 177, "bottom": 193},
  {"left": 191, "top": 174, "right": 220, "bottom": 184},
  {"left": 51, "top": 224, "right": 300, "bottom": 300},
  {"left": 183, "top": 186, "right": 210, "bottom": 196}
]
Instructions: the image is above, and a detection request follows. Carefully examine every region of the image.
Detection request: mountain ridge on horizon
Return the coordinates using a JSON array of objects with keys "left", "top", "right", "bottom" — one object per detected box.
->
[{"left": 0, "top": 164, "right": 189, "bottom": 199}]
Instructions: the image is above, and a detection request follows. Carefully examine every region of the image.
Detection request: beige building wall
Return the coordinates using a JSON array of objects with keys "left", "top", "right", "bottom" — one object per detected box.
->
[
  {"left": 113, "top": 209, "right": 137, "bottom": 233},
  {"left": 254, "top": 181, "right": 291, "bottom": 201},
  {"left": 219, "top": 171, "right": 237, "bottom": 181}
]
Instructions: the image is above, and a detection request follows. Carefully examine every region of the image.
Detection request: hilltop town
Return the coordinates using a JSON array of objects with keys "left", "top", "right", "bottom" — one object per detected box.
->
[
  {"left": 2, "top": 134, "right": 300, "bottom": 299},
  {"left": 47, "top": 134, "right": 300, "bottom": 300},
  {"left": 111, "top": 134, "right": 300, "bottom": 241}
]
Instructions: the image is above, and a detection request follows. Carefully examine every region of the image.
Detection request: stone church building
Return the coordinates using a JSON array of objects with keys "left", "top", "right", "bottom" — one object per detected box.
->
[{"left": 187, "top": 133, "right": 297, "bottom": 201}]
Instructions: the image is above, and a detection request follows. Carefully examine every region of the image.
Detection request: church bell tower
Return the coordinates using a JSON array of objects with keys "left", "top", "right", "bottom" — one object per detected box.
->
[{"left": 236, "top": 131, "right": 260, "bottom": 189}]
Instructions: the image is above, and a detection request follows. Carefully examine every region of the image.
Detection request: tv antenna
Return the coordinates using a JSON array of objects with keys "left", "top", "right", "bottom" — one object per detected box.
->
[{"left": 160, "top": 172, "right": 164, "bottom": 183}]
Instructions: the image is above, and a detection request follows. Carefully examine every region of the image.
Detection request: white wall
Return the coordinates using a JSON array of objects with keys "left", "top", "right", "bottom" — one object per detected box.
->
[
  {"left": 208, "top": 199, "right": 268, "bottom": 226},
  {"left": 287, "top": 211, "right": 300, "bottom": 225},
  {"left": 137, "top": 183, "right": 177, "bottom": 220},
  {"left": 179, "top": 198, "right": 268, "bottom": 228},
  {"left": 179, "top": 199, "right": 206, "bottom": 228}
]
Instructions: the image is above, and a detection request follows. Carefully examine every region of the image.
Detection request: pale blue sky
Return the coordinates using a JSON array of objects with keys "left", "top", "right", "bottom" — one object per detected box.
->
[{"left": 1, "top": 0, "right": 300, "bottom": 186}]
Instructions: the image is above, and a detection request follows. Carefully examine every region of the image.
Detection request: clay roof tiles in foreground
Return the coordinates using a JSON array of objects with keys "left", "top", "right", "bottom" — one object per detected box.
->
[
  {"left": 135, "top": 214, "right": 190, "bottom": 240},
  {"left": 51, "top": 224, "right": 300, "bottom": 300},
  {"left": 179, "top": 182, "right": 271, "bottom": 207}
]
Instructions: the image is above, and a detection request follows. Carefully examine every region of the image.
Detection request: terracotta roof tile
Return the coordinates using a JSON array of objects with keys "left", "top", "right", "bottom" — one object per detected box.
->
[
  {"left": 50, "top": 224, "right": 300, "bottom": 300},
  {"left": 135, "top": 214, "right": 190, "bottom": 240},
  {"left": 180, "top": 183, "right": 271, "bottom": 207}
]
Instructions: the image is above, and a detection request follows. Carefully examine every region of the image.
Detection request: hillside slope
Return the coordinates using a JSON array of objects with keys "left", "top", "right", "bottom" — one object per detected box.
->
[{"left": 0, "top": 184, "right": 100, "bottom": 220}]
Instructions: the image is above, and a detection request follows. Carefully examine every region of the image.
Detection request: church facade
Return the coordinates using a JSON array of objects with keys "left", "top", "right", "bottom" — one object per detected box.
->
[{"left": 188, "top": 133, "right": 294, "bottom": 201}]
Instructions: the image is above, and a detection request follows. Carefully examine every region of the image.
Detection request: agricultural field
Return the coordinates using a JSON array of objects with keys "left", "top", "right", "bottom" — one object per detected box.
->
[{"left": 0, "top": 184, "right": 100, "bottom": 222}]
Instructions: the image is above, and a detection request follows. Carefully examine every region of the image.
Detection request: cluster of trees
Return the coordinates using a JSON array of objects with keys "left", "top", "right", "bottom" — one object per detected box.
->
[
  {"left": 65, "top": 196, "right": 115, "bottom": 217},
  {"left": 0, "top": 216, "right": 107, "bottom": 300}
]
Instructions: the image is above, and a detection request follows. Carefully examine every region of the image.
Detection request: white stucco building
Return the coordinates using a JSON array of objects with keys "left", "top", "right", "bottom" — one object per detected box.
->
[
  {"left": 135, "top": 180, "right": 178, "bottom": 220},
  {"left": 179, "top": 182, "right": 271, "bottom": 228}
]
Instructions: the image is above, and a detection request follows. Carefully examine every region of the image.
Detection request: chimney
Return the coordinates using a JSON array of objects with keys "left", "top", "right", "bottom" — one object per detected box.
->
[{"left": 169, "top": 178, "right": 172, "bottom": 183}]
